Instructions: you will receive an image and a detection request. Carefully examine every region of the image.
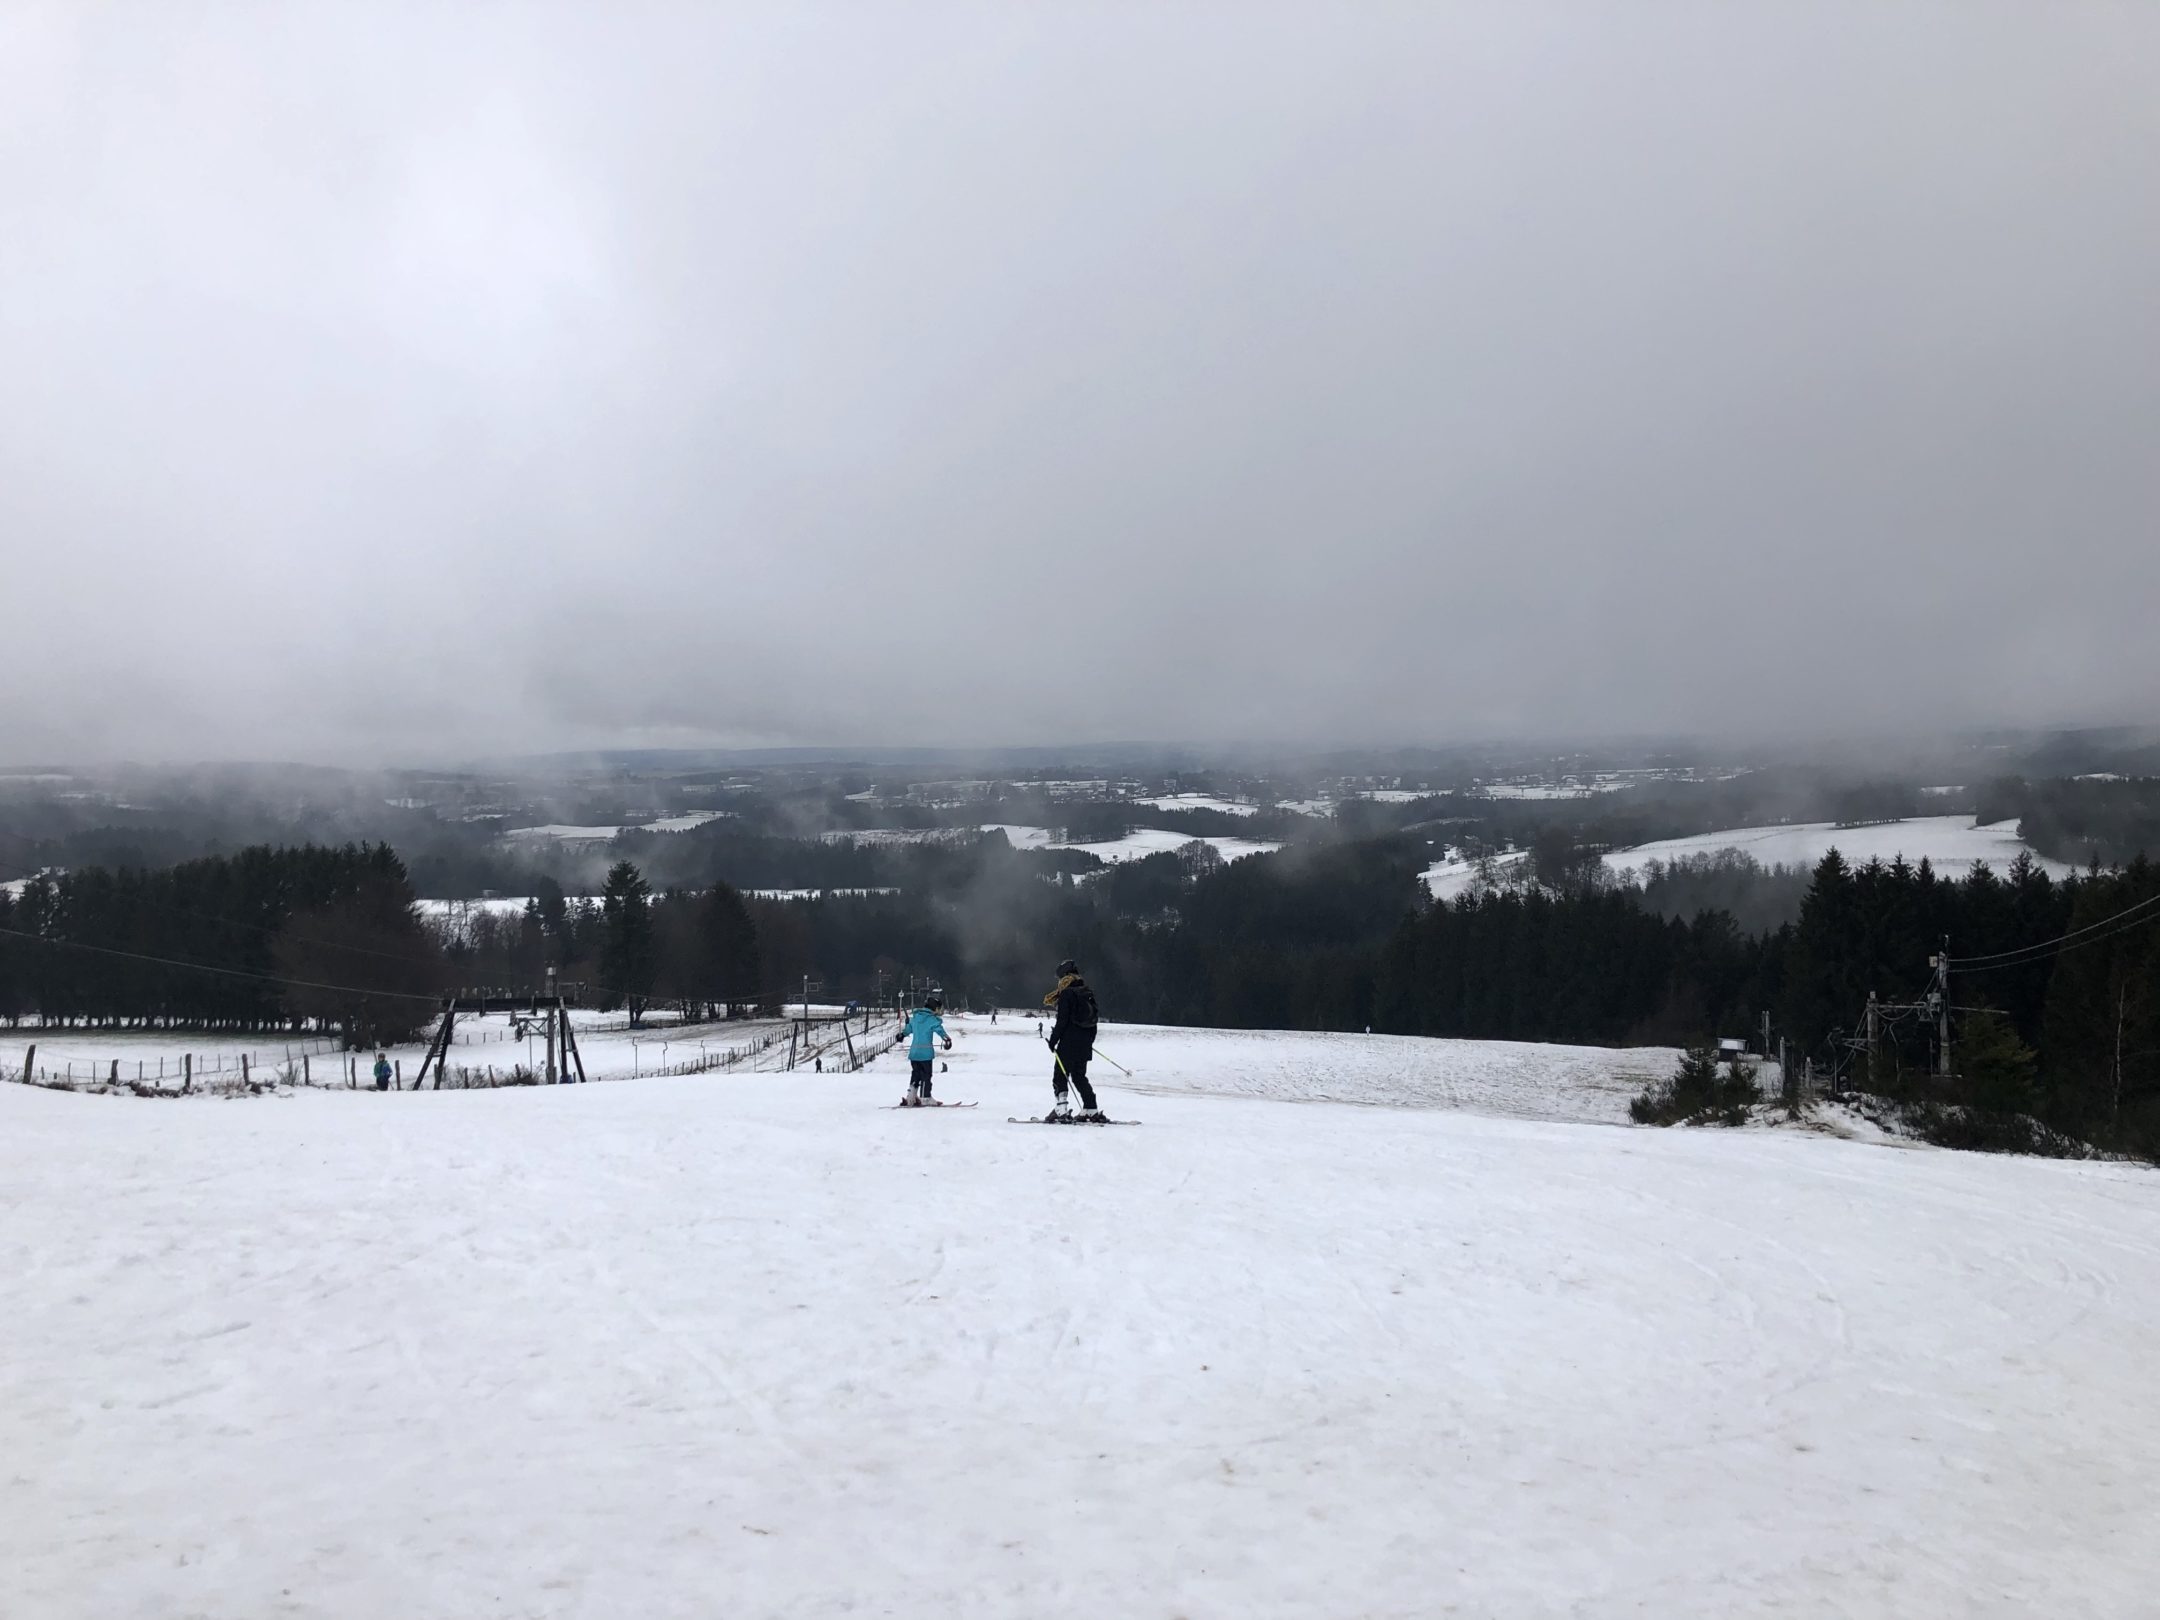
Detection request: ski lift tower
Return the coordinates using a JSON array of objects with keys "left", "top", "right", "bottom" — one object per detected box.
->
[
  {"left": 410, "top": 968, "right": 587, "bottom": 1089},
  {"left": 786, "top": 977, "right": 826, "bottom": 1071}
]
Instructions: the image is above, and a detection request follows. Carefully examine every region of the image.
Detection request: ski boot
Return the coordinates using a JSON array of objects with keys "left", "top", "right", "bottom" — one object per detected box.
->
[
  {"left": 1045, "top": 1097, "right": 1074, "bottom": 1124},
  {"left": 1074, "top": 1108, "right": 1107, "bottom": 1124},
  {"left": 898, "top": 1092, "right": 920, "bottom": 1107}
]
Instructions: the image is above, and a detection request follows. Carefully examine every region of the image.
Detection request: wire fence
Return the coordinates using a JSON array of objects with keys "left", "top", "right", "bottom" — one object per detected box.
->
[
  {"left": 0, "top": 1016, "right": 893, "bottom": 1095},
  {"left": 4, "top": 1039, "right": 351, "bottom": 1089},
  {"left": 5, "top": 1046, "right": 397, "bottom": 1094}
]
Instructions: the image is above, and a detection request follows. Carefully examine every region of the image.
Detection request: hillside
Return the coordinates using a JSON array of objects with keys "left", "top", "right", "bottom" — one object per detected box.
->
[
  {"left": 1425, "top": 813, "right": 2073, "bottom": 900},
  {"left": 1599, "top": 815, "right": 2078, "bottom": 881},
  {"left": 6, "top": 1019, "right": 2159, "bottom": 1617}
]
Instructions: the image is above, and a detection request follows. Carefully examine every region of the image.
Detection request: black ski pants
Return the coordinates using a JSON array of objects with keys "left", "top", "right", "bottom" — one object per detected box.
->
[
  {"left": 1052, "top": 1045, "right": 1098, "bottom": 1110},
  {"left": 910, "top": 1059, "right": 935, "bottom": 1096}
]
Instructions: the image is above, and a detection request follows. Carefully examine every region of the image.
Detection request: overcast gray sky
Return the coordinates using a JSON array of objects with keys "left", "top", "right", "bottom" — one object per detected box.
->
[{"left": 2, "top": 3, "right": 2156, "bottom": 764}]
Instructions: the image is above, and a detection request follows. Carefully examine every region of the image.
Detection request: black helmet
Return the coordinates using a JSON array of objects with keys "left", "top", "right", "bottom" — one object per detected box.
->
[
  {"left": 926, "top": 995, "right": 942, "bottom": 1010},
  {"left": 1056, "top": 958, "right": 1079, "bottom": 978}
]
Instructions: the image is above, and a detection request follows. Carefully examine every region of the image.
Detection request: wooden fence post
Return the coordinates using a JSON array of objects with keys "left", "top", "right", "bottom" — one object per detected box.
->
[
  {"left": 561, "top": 1003, "right": 587, "bottom": 1084},
  {"left": 183, "top": 1053, "right": 192, "bottom": 1093}
]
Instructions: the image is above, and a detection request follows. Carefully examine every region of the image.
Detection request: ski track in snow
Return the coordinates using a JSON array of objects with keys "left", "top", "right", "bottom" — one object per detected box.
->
[
  {"left": 1101, "top": 1024, "right": 1678, "bottom": 1123},
  {"left": 5, "top": 1019, "right": 2160, "bottom": 1617}
]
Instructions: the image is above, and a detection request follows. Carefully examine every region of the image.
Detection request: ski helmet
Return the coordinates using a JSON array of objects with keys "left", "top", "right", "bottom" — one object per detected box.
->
[
  {"left": 926, "top": 995, "right": 942, "bottom": 1010},
  {"left": 1056, "top": 958, "right": 1079, "bottom": 978}
]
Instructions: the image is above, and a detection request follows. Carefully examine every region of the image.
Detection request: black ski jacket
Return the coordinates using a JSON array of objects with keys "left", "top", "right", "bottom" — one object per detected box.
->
[{"left": 1049, "top": 977, "right": 1098, "bottom": 1057}]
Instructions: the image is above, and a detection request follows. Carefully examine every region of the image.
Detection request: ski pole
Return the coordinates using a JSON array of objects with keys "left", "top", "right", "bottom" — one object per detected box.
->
[
  {"left": 1053, "top": 1045, "right": 1129, "bottom": 1083},
  {"left": 1091, "top": 1047, "right": 1133, "bottom": 1077}
]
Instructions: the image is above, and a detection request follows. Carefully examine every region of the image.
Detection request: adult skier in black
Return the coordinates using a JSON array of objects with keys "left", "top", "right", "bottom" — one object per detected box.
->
[{"left": 1041, "top": 958, "right": 1103, "bottom": 1122}]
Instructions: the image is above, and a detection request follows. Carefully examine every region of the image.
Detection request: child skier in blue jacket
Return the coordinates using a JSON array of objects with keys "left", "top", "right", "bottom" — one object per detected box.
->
[{"left": 899, "top": 996, "right": 953, "bottom": 1105}]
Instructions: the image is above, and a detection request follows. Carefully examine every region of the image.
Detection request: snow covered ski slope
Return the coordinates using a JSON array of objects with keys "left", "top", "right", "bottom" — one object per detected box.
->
[
  {"left": 6, "top": 1018, "right": 2160, "bottom": 1617},
  {"left": 1102, "top": 1022, "right": 1678, "bottom": 1122}
]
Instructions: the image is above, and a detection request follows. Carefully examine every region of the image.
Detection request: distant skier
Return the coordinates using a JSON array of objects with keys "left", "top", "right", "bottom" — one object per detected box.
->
[
  {"left": 1041, "top": 959, "right": 1102, "bottom": 1122},
  {"left": 899, "top": 995, "right": 953, "bottom": 1106},
  {"left": 372, "top": 1052, "right": 392, "bottom": 1091}
]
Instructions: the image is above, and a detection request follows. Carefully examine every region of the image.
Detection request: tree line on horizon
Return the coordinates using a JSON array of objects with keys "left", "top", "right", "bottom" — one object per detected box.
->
[
  {"left": 0, "top": 850, "right": 767, "bottom": 1048},
  {"left": 3, "top": 832, "right": 2156, "bottom": 1157}
]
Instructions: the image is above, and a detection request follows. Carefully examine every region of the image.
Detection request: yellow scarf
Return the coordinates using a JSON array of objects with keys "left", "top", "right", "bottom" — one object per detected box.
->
[{"left": 1043, "top": 972, "right": 1080, "bottom": 1007}]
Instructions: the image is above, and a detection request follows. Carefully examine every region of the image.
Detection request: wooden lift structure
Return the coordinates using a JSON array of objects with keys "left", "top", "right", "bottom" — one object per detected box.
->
[{"left": 412, "top": 992, "right": 587, "bottom": 1088}]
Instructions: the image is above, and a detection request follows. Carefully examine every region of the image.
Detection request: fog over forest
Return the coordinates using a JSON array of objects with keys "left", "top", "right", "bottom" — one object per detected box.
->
[{"left": 4, "top": 4, "right": 2158, "bottom": 765}]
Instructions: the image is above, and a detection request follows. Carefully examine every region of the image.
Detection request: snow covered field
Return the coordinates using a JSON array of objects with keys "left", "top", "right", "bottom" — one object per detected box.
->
[
  {"left": 1059, "top": 827, "right": 1284, "bottom": 865},
  {"left": 983, "top": 824, "right": 1284, "bottom": 865},
  {"left": 1600, "top": 815, "right": 2074, "bottom": 881},
  {"left": 1469, "top": 784, "right": 1593, "bottom": 800},
  {"left": 500, "top": 812, "right": 731, "bottom": 844},
  {"left": 1420, "top": 848, "right": 1527, "bottom": 900},
  {"left": 1424, "top": 815, "right": 2073, "bottom": 900},
  {"left": 8, "top": 1019, "right": 2160, "bottom": 1617},
  {"left": 981, "top": 821, "right": 1057, "bottom": 848},
  {"left": 639, "top": 812, "right": 732, "bottom": 834},
  {"left": 1127, "top": 794, "right": 1261, "bottom": 817}
]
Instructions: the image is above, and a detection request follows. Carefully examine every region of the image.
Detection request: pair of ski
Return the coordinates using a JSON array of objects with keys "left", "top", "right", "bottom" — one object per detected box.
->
[
  {"left": 1010, "top": 1114, "right": 1140, "bottom": 1126},
  {"left": 882, "top": 1100, "right": 1140, "bottom": 1125}
]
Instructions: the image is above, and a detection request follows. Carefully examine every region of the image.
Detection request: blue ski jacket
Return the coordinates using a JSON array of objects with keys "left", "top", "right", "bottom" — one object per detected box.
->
[{"left": 904, "top": 1008, "right": 950, "bottom": 1062}]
